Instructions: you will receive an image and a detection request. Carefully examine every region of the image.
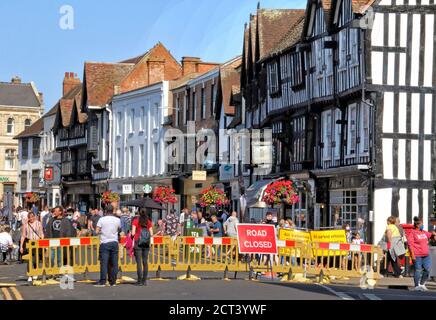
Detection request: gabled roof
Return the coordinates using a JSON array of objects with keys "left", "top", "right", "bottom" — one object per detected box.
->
[
  {"left": 53, "top": 84, "right": 82, "bottom": 130},
  {"left": 43, "top": 103, "right": 59, "bottom": 118},
  {"left": 262, "top": 15, "right": 305, "bottom": 61},
  {"left": 83, "top": 62, "right": 135, "bottom": 107},
  {"left": 257, "top": 9, "right": 306, "bottom": 61},
  {"left": 14, "top": 117, "right": 44, "bottom": 139},
  {"left": 0, "top": 82, "right": 41, "bottom": 108}
]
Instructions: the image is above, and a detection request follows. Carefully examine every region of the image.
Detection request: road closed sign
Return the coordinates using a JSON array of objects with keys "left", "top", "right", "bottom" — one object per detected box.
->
[{"left": 236, "top": 224, "right": 278, "bottom": 254}]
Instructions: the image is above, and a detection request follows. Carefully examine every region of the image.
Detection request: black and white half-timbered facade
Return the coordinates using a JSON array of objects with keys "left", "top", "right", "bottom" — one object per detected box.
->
[{"left": 243, "top": 0, "right": 436, "bottom": 243}]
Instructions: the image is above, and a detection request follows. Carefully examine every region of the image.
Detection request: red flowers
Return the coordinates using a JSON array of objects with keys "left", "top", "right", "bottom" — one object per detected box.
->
[
  {"left": 262, "top": 180, "right": 299, "bottom": 206},
  {"left": 153, "top": 186, "right": 177, "bottom": 204},
  {"left": 101, "top": 191, "right": 120, "bottom": 204},
  {"left": 199, "top": 186, "right": 230, "bottom": 208},
  {"left": 25, "top": 192, "right": 40, "bottom": 204}
]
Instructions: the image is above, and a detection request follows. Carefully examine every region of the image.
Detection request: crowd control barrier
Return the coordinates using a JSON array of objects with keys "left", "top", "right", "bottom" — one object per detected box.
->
[{"left": 22, "top": 236, "right": 383, "bottom": 283}]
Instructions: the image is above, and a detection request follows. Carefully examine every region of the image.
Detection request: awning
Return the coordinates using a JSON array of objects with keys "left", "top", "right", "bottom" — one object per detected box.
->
[{"left": 245, "top": 179, "right": 276, "bottom": 208}]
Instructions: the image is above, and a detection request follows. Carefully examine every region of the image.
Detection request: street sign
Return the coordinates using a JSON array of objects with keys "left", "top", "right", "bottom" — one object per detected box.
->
[
  {"left": 122, "top": 184, "right": 132, "bottom": 195},
  {"left": 143, "top": 184, "right": 152, "bottom": 193},
  {"left": 44, "top": 167, "right": 53, "bottom": 181},
  {"left": 192, "top": 171, "right": 206, "bottom": 181},
  {"left": 236, "top": 224, "right": 277, "bottom": 254}
]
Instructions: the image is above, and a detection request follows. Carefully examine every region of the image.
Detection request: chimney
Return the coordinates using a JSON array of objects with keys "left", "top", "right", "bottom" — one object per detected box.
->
[
  {"left": 182, "top": 57, "right": 201, "bottom": 76},
  {"left": 63, "top": 72, "right": 80, "bottom": 96},
  {"left": 11, "top": 76, "right": 21, "bottom": 84}
]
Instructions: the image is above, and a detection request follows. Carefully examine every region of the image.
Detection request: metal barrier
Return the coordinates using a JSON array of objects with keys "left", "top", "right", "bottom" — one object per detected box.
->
[
  {"left": 23, "top": 236, "right": 383, "bottom": 283},
  {"left": 305, "top": 242, "right": 384, "bottom": 280}
]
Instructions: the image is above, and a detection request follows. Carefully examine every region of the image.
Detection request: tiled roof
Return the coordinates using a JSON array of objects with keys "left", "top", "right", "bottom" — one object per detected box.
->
[
  {"left": 351, "top": 0, "right": 376, "bottom": 14},
  {"left": 257, "top": 9, "right": 306, "bottom": 60},
  {"left": 264, "top": 16, "right": 305, "bottom": 59},
  {"left": 220, "top": 57, "right": 242, "bottom": 115},
  {"left": 84, "top": 62, "right": 135, "bottom": 107},
  {"left": 14, "top": 116, "right": 44, "bottom": 139},
  {"left": 43, "top": 103, "right": 59, "bottom": 118},
  {"left": 59, "top": 84, "right": 81, "bottom": 127},
  {"left": 0, "top": 82, "right": 41, "bottom": 108}
]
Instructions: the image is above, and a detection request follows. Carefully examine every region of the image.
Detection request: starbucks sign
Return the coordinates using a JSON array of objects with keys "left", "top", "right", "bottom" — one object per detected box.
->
[{"left": 143, "top": 184, "right": 153, "bottom": 194}]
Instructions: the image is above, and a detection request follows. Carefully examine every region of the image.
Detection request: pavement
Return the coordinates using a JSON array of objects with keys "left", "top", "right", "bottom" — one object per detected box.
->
[{"left": 1, "top": 263, "right": 436, "bottom": 301}]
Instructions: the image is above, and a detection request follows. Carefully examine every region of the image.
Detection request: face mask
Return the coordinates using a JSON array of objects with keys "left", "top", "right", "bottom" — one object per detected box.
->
[
  {"left": 67, "top": 215, "right": 72, "bottom": 220},
  {"left": 346, "top": 227, "right": 351, "bottom": 231},
  {"left": 420, "top": 226, "right": 424, "bottom": 231}
]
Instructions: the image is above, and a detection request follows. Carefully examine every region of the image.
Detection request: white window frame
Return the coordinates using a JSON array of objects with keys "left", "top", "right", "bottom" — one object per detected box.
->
[
  {"left": 5, "top": 149, "right": 15, "bottom": 170},
  {"left": 334, "top": 109, "right": 342, "bottom": 160},
  {"left": 139, "top": 107, "right": 145, "bottom": 132},
  {"left": 346, "top": 103, "right": 357, "bottom": 157},
  {"left": 116, "top": 112, "right": 122, "bottom": 136},
  {"left": 7, "top": 118, "right": 14, "bottom": 135},
  {"left": 129, "top": 109, "right": 135, "bottom": 134},
  {"left": 359, "top": 104, "right": 370, "bottom": 155},
  {"left": 322, "top": 110, "right": 332, "bottom": 161}
]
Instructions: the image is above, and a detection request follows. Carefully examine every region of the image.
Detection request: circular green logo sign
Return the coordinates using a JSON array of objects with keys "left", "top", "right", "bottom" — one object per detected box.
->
[{"left": 143, "top": 184, "right": 152, "bottom": 193}]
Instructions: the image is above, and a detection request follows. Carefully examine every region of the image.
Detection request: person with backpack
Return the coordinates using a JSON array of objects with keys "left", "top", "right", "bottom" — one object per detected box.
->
[
  {"left": 409, "top": 217, "right": 435, "bottom": 291},
  {"left": 131, "top": 209, "right": 153, "bottom": 286}
]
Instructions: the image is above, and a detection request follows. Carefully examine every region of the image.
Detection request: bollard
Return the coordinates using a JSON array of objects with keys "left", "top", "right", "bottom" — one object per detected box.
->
[{"left": 249, "top": 267, "right": 254, "bottom": 281}]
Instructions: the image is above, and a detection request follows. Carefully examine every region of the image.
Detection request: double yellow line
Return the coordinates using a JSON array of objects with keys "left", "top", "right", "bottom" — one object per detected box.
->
[{"left": 1, "top": 286, "right": 23, "bottom": 300}]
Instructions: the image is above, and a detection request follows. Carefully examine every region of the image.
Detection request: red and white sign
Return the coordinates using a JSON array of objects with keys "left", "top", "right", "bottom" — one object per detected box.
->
[
  {"left": 236, "top": 224, "right": 278, "bottom": 254},
  {"left": 44, "top": 167, "right": 53, "bottom": 181}
]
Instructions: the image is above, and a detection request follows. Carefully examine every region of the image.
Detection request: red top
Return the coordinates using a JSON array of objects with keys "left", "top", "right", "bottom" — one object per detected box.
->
[
  {"left": 132, "top": 217, "right": 153, "bottom": 241},
  {"left": 408, "top": 229, "right": 432, "bottom": 257}
]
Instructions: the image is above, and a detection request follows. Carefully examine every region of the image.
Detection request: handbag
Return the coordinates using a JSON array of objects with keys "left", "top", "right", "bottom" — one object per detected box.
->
[{"left": 378, "top": 233, "right": 388, "bottom": 251}]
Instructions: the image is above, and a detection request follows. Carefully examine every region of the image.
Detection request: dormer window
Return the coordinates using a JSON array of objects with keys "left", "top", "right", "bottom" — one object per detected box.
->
[{"left": 25, "top": 119, "right": 32, "bottom": 129}]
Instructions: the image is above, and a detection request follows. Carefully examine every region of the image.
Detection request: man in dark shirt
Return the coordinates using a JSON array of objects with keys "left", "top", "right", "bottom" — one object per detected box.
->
[
  {"left": 45, "top": 206, "right": 63, "bottom": 268},
  {"left": 263, "top": 212, "right": 277, "bottom": 226},
  {"left": 210, "top": 215, "right": 224, "bottom": 257}
]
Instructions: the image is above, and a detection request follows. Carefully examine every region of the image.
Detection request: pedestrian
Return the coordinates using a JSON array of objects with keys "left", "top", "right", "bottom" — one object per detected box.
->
[
  {"left": 94, "top": 205, "right": 121, "bottom": 287},
  {"left": 223, "top": 211, "right": 239, "bottom": 238},
  {"left": 409, "top": 216, "right": 435, "bottom": 291},
  {"left": 44, "top": 206, "right": 64, "bottom": 268},
  {"left": 344, "top": 223, "right": 352, "bottom": 243},
  {"left": 163, "top": 209, "right": 180, "bottom": 241},
  {"left": 40, "top": 206, "right": 50, "bottom": 225},
  {"left": 17, "top": 206, "right": 28, "bottom": 227},
  {"left": 154, "top": 219, "right": 165, "bottom": 236},
  {"left": 179, "top": 208, "right": 190, "bottom": 236},
  {"left": 385, "top": 216, "right": 406, "bottom": 278},
  {"left": 285, "top": 219, "right": 295, "bottom": 229},
  {"left": 120, "top": 207, "right": 131, "bottom": 235},
  {"left": 0, "top": 226, "right": 13, "bottom": 264},
  {"left": 210, "top": 215, "right": 224, "bottom": 237},
  {"left": 131, "top": 209, "right": 153, "bottom": 286},
  {"left": 88, "top": 209, "right": 101, "bottom": 236},
  {"left": 20, "top": 212, "right": 44, "bottom": 282},
  {"left": 352, "top": 232, "right": 364, "bottom": 271},
  {"left": 223, "top": 211, "right": 239, "bottom": 259},
  {"left": 263, "top": 212, "right": 277, "bottom": 226}
]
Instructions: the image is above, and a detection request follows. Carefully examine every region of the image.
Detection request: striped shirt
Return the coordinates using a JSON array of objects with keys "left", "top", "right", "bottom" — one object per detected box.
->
[{"left": 23, "top": 221, "right": 44, "bottom": 240}]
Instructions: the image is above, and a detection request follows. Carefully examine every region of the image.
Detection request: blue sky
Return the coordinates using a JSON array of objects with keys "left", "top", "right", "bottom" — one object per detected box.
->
[{"left": 0, "top": 0, "right": 306, "bottom": 111}]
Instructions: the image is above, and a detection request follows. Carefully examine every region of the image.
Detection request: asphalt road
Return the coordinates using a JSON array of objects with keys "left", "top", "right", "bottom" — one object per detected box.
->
[{"left": 1, "top": 263, "right": 436, "bottom": 301}]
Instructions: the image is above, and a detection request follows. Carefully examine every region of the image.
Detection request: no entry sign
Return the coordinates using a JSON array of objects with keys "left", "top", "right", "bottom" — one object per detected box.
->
[{"left": 236, "top": 224, "right": 278, "bottom": 254}]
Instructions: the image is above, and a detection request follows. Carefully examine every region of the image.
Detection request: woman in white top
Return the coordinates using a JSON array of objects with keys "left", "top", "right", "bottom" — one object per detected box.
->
[{"left": 20, "top": 212, "right": 44, "bottom": 282}]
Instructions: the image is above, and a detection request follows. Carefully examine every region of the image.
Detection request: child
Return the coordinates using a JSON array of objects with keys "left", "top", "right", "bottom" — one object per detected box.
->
[{"left": 352, "top": 232, "right": 364, "bottom": 271}]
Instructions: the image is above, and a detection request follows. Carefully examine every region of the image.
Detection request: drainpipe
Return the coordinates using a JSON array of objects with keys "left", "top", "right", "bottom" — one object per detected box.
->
[{"left": 106, "top": 104, "right": 113, "bottom": 190}]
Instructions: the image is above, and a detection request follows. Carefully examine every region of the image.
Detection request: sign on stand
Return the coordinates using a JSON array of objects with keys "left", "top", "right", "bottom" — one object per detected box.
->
[{"left": 236, "top": 224, "right": 277, "bottom": 254}]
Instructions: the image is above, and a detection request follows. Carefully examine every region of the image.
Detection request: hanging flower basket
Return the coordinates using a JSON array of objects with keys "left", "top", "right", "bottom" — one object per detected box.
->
[
  {"left": 153, "top": 186, "right": 177, "bottom": 204},
  {"left": 101, "top": 190, "right": 120, "bottom": 204},
  {"left": 199, "top": 186, "right": 230, "bottom": 208},
  {"left": 262, "top": 180, "right": 299, "bottom": 206},
  {"left": 25, "top": 192, "right": 40, "bottom": 204}
]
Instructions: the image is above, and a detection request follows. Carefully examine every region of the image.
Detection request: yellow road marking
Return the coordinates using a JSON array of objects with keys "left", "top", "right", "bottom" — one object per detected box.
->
[
  {"left": 9, "top": 287, "right": 23, "bottom": 300},
  {"left": 1, "top": 288, "right": 13, "bottom": 300}
]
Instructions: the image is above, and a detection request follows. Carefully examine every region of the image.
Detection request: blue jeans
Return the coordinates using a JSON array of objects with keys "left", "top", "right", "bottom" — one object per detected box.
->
[
  {"left": 51, "top": 247, "right": 62, "bottom": 268},
  {"left": 120, "top": 216, "right": 130, "bottom": 235},
  {"left": 414, "top": 255, "right": 431, "bottom": 287},
  {"left": 99, "top": 242, "right": 119, "bottom": 285}
]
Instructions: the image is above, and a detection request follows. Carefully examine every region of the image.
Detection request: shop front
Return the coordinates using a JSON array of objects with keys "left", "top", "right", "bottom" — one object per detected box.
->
[
  {"left": 180, "top": 175, "right": 217, "bottom": 211},
  {"left": 62, "top": 180, "right": 93, "bottom": 211}
]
